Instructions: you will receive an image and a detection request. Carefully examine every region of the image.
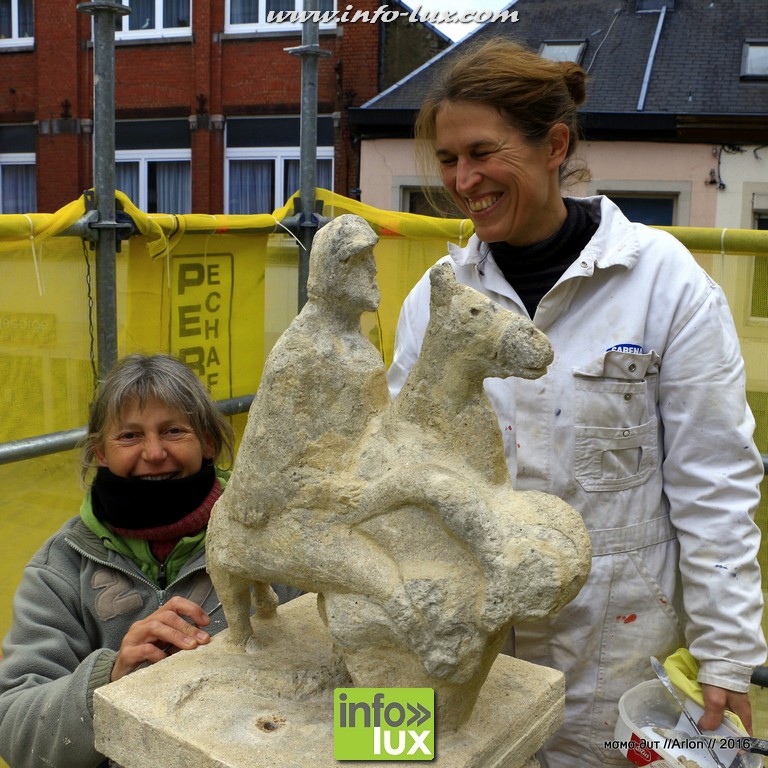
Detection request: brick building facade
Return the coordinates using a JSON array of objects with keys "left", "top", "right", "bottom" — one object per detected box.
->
[{"left": 0, "top": 0, "right": 448, "bottom": 214}]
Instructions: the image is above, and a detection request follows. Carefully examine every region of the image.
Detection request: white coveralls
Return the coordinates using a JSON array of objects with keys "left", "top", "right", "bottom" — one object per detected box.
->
[{"left": 387, "top": 196, "right": 766, "bottom": 767}]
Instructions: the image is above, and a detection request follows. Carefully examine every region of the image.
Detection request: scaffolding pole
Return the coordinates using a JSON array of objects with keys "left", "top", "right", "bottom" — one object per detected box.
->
[
  {"left": 286, "top": 0, "right": 331, "bottom": 309},
  {"left": 76, "top": 1, "right": 130, "bottom": 379}
]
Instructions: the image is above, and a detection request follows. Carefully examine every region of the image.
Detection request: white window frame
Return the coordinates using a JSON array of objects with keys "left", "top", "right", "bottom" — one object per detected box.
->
[
  {"left": 224, "top": 0, "right": 336, "bottom": 35},
  {"left": 0, "top": 0, "right": 33, "bottom": 48},
  {"left": 539, "top": 40, "right": 586, "bottom": 64},
  {"left": 752, "top": 193, "right": 768, "bottom": 230},
  {"left": 0, "top": 153, "right": 35, "bottom": 213},
  {"left": 115, "top": 0, "right": 192, "bottom": 41},
  {"left": 115, "top": 148, "right": 192, "bottom": 213},
  {"left": 224, "top": 146, "right": 334, "bottom": 214},
  {"left": 742, "top": 41, "right": 768, "bottom": 80}
]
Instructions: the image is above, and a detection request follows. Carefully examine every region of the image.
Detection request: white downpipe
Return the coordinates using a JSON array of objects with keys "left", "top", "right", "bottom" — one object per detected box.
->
[{"left": 637, "top": 5, "right": 667, "bottom": 111}]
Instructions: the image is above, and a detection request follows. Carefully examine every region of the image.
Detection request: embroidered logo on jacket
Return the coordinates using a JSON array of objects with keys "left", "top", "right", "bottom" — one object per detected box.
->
[
  {"left": 92, "top": 569, "right": 144, "bottom": 621},
  {"left": 606, "top": 343, "right": 644, "bottom": 354}
]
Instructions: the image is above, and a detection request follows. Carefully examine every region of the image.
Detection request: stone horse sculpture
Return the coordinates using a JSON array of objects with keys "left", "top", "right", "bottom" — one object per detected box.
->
[{"left": 206, "top": 215, "right": 591, "bottom": 731}]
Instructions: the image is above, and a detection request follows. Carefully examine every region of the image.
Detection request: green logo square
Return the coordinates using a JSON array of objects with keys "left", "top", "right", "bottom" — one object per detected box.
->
[{"left": 334, "top": 688, "right": 435, "bottom": 761}]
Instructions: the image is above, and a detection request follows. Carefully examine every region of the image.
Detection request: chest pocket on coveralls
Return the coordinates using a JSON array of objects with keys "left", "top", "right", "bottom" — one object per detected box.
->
[{"left": 573, "top": 350, "right": 660, "bottom": 492}]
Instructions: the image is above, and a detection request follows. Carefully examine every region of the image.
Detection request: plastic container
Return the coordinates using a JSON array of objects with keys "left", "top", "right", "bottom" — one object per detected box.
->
[{"left": 614, "top": 679, "right": 762, "bottom": 768}]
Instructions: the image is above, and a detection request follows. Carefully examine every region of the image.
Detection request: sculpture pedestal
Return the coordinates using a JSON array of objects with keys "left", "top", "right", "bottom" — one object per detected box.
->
[{"left": 94, "top": 594, "right": 563, "bottom": 768}]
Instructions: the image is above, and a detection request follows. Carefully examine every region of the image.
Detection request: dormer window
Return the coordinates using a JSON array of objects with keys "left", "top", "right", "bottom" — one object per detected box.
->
[
  {"left": 742, "top": 41, "right": 768, "bottom": 80},
  {"left": 539, "top": 40, "right": 587, "bottom": 64}
]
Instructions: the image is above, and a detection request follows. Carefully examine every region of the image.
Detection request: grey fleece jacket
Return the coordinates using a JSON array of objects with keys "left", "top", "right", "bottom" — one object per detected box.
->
[{"left": 0, "top": 513, "right": 226, "bottom": 768}]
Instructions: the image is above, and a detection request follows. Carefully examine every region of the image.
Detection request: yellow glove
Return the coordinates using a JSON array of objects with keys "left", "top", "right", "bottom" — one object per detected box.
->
[{"left": 662, "top": 647, "right": 747, "bottom": 732}]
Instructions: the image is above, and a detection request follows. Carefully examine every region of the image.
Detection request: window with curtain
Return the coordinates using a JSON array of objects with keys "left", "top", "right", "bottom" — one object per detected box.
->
[
  {"left": 151, "top": 161, "right": 191, "bottom": 213},
  {"left": 115, "top": 0, "right": 191, "bottom": 38},
  {"left": 227, "top": 152, "right": 333, "bottom": 214},
  {"left": 116, "top": 162, "right": 140, "bottom": 204},
  {"left": 0, "top": 159, "right": 36, "bottom": 213},
  {"left": 228, "top": 160, "right": 275, "bottom": 214},
  {"left": 0, "top": 0, "right": 34, "bottom": 46},
  {"left": 283, "top": 158, "right": 333, "bottom": 203},
  {"left": 116, "top": 154, "right": 191, "bottom": 213},
  {"left": 226, "top": 0, "right": 335, "bottom": 31}
]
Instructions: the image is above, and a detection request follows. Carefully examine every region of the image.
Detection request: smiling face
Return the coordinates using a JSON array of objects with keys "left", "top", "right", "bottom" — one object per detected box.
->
[
  {"left": 434, "top": 101, "right": 570, "bottom": 246},
  {"left": 95, "top": 396, "right": 214, "bottom": 480}
]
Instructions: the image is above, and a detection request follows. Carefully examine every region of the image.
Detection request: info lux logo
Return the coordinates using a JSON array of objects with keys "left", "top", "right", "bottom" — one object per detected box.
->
[{"left": 334, "top": 688, "right": 435, "bottom": 761}]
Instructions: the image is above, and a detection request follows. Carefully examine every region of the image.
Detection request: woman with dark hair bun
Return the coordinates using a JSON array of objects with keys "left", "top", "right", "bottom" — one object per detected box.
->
[{"left": 390, "top": 39, "right": 766, "bottom": 767}]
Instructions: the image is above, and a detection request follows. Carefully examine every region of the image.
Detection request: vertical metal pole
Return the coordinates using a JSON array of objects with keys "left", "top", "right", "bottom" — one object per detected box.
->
[
  {"left": 77, "top": 1, "right": 130, "bottom": 378},
  {"left": 298, "top": 5, "right": 318, "bottom": 309},
  {"left": 287, "top": 0, "right": 330, "bottom": 309}
]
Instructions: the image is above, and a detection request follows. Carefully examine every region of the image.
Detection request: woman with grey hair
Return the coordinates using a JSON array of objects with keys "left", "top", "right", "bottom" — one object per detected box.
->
[{"left": 0, "top": 353, "right": 285, "bottom": 768}]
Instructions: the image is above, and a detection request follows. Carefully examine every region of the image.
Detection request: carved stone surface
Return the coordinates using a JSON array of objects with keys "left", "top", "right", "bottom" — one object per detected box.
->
[
  {"left": 206, "top": 214, "right": 591, "bottom": 731},
  {"left": 94, "top": 594, "right": 562, "bottom": 768},
  {"left": 96, "top": 214, "right": 591, "bottom": 767}
]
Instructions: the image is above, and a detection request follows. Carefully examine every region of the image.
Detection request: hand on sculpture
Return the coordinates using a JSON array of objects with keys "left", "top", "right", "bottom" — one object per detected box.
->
[
  {"left": 110, "top": 596, "right": 212, "bottom": 681},
  {"left": 227, "top": 479, "right": 284, "bottom": 528}
]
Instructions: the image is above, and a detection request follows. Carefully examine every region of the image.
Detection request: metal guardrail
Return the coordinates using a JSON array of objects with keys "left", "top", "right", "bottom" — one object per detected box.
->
[
  {"left": 1, "top": 402, "right": 766, "bottom": 475},
  {"left": 0, "top": 395, "right": 254, "bottom": 465}
]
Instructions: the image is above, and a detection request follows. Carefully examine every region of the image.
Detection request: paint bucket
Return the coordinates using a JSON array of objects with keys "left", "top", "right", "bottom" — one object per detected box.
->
[{"left": 614, "top": 679, "right": 761, "bottom": 768}]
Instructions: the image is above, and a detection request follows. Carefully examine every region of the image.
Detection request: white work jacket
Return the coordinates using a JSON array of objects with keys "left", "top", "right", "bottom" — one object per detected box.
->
[{"left": 388, "top": 196, "right": 766, "bottom": 767}]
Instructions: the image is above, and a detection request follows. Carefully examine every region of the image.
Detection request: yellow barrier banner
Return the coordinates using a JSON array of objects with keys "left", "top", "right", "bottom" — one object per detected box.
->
[{"left": 2, "top": 189, "right": 768, "bottom": 656}]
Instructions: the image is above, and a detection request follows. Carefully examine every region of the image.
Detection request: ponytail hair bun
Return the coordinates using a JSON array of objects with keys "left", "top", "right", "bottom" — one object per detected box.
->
[{"left": 561, "top": 62, "right": 587, "bottom": 107}]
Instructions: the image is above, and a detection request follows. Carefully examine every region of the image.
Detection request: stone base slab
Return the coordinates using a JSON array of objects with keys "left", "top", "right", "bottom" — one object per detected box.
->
[{"left": 94, "top": 594, "right": 562, "bottom": 768}]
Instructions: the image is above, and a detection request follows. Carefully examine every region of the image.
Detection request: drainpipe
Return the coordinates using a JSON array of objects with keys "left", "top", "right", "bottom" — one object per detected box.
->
[
  {"left": 76, "top": 1, "right": 130, "bottom": 378},
  {"left": 637, "top": 4, "right": 667, "bottom": 112}
]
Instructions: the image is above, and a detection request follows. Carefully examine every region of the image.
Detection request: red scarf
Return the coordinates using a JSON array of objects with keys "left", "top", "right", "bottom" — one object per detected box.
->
[{"left": 111, "top": 479, "right": 222, "bottom": 563}]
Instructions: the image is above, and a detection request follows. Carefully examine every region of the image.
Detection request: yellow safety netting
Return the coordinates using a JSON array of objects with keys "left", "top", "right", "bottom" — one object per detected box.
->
[
  {"left": 1, "top": 190, "right": 768, "bottom": 653},
  {"left": 0, "top": 190, "right": 475, "bottom": 647},
  {"left": 0, "top": 190, "right": 471, "bottom": 442}
]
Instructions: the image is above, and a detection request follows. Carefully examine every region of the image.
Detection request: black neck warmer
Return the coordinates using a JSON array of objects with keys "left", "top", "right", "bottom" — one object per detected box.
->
[
  {"left": 489, "top": 198, "right": 599, "bottom": 317},
  {"left": 91, "top": 461, "right": 216, "bottom": 530}
]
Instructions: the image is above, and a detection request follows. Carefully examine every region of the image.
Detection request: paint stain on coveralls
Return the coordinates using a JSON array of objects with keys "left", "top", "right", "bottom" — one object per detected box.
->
[{"left": 616, "top": 613, "right": 638, "bottom": 624}]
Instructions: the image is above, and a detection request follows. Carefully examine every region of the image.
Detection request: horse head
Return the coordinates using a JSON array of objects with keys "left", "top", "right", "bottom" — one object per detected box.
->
[{"left": 428, "top": 262, "right": 553, "bottom": 381}]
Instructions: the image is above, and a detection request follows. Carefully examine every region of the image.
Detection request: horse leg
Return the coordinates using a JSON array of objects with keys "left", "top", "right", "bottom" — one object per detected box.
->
[
  {"left": 251, "top": 580, "right": 279, "bottom": 618},
  {"left": 208, "top": 559, "right": 253, "bottom": 649}
]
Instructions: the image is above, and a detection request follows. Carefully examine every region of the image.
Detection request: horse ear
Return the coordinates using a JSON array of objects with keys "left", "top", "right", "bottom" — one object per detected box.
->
[{"left": 429, "top": 262, "right": 458, "bottom": 310}]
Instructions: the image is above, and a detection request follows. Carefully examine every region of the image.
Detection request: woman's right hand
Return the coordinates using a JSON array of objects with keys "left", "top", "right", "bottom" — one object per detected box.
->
[{"left": 111, "top": 596, "right": 212, "bottom": 681}]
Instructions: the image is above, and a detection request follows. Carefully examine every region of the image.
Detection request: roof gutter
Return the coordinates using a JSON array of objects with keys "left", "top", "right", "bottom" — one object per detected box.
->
[{"left": 637, "top": 4, "right": 667, "bottom": 111}]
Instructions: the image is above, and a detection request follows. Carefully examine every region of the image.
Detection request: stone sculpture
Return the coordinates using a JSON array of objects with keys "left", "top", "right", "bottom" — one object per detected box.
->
[
  {"left": 206, "top": 214, "right": 592, "bottom": 732},
  {"left": 206, "top": 214, "right": 395, "bottom": 638}
]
